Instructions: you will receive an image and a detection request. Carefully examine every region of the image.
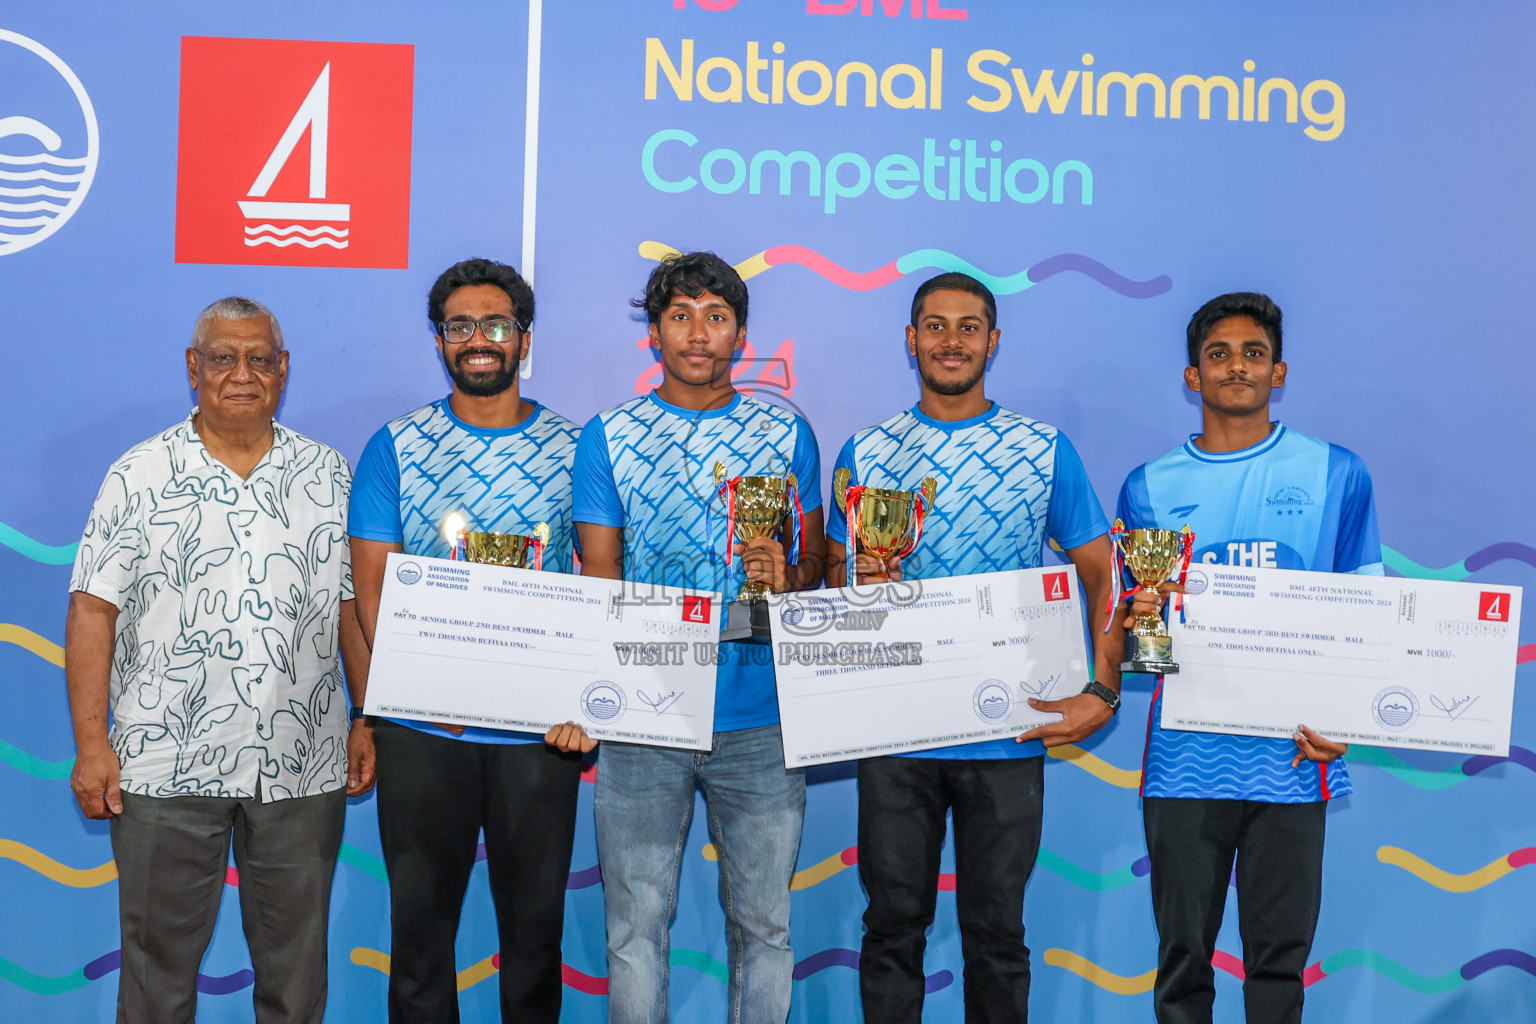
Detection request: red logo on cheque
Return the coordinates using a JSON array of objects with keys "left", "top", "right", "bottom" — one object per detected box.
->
[
  {"left": 683, "top": 596, "right": 712, "bottom": 623},
  {"left": 1043, "top": 572, "right": 1069, "bottom": 602},
  {"left": 176, "top": 36, "right": 414, "bottom": 268},
  {"left": 1478, "top": 592, "right": 1508, "bottom": 622}
]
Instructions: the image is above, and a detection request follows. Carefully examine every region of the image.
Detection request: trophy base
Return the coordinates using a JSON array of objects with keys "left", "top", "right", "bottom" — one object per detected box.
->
[
  {"left": 1121, "top": 633, "right": 1179, "bottom": 675},
  {"left": 720, "top": 598, "right": 772, "bottom": 642}
]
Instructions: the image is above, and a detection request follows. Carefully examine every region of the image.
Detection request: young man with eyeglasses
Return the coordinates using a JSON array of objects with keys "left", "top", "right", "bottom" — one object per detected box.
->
[{"left": 349, "top": 259, "right": 584, "bottom": 1023}]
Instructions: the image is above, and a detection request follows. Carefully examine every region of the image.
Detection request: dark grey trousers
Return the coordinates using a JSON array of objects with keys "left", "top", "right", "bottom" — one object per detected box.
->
[{"left": 110, "top": 788, "right": 346, "bottom": 1024}]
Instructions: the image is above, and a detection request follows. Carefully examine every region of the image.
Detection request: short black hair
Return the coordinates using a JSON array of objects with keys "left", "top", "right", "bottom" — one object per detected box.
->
[
  {"left": 909, "top": 272, "right": 997, "bottom": 332},
  {"left": 633, "top": 251, "right": 748, "bottom": 326},
  {"left": 427, "top": 258, "right": 534, "bottom": 332},
  {"left": 1186, "top": 292, "right": 1282, "bottom": 366}
]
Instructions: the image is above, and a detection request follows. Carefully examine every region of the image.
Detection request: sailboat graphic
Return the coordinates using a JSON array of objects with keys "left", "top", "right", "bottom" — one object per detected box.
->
[{"left": 240, "top": 63, "right": 350, "bottom": 250}]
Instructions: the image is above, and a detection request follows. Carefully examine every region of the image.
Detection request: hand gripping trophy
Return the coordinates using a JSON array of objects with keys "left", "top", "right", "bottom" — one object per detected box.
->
[
  {"left": 713, "top": 462, "right": 806, "bottom": 640},
  {"left": 832, "top": 468, "right": 937, "bottom": 586},
  {"left": 1110, "top": 518, "right": 1194, "bottom": 674}
]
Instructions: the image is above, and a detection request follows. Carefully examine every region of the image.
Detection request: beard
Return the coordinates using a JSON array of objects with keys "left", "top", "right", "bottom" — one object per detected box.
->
[
  {"left": 447, "top": 347, "right": 519, "bottom": 397},
  {"left": 919, "top": 356, "right": 986, "bottom": 396}
]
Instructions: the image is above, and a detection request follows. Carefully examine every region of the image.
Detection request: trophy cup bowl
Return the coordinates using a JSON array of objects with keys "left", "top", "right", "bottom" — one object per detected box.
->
[
  {"left": 1115, "top": 518, "right": 1185, "bottom": 673},
  {"left": 464, "top": 522, "right": 551, "bottom": 569},
  {"left": 833, "top": 469, "right": 937, "bottom": 583},
  {"left": 714, "top": 463, "right": 797, "bottom": 601}
]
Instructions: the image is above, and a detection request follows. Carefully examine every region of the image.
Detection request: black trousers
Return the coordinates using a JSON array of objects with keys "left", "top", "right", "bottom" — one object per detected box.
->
[
  {"left": 1143, "top": 797, "right": 1328, "bottom": 1024},
  {"left": 373, "top": 721, "right": 583, "bottom": 1024},
  {"left": 857, "top": 755, "right": 1045, "bottom": 1024}
]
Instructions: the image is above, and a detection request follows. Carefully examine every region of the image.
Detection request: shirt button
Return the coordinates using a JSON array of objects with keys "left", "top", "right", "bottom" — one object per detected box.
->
[{"left": 244, "top": 531, "right": 252, "bottom": 537}]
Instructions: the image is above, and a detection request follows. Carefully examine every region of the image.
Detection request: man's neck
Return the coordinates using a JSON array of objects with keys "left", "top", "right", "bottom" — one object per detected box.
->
[
  {"left": 917, "top": 387, "right": 991, "bottom": 422},
  {"left": 1193, "top": 406, "right": 1274, "bottom": 453},
  {"left": 448, "top": 385, "right": 534, "bottom": 430},
  {"left": 193, "top": 411, "right": 274, "bottom": 480},
  {"left": 656, "top": 377, "right": 737, "bottom": 413}
]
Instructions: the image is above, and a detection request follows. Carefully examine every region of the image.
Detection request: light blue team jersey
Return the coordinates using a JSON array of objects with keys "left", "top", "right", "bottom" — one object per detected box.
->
[
  {"left": 349, "top": 397, "right": 580, "bottom": 745},
  {"left": 1118, "top": 423, "right": 1383, "bottom": 802},
  {"left": 572, "top": 391, "right": 822, "bottom": 732},
  {"left": 828, "top": 403, "right": 1109, "bottom": 760}
]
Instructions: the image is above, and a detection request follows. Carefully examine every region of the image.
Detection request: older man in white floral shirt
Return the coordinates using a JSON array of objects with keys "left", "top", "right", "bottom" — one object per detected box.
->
[{"left": 65, "top": 296, "right": 371, "bottom": 1024}]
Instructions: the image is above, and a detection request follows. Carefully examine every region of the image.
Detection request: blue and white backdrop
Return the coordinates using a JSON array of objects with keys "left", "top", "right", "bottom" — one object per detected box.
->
[{"left": 1, "top": 2, "right": 1532, "bottom": 1021}]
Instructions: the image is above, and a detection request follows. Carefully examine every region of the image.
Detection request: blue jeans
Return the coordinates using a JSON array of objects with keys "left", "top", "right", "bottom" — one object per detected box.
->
[{"left": 595, "top": 724, "right": 806, "bottom": 1024}]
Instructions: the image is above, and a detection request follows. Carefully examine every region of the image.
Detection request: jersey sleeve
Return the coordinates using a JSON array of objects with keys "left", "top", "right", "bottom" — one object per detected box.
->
[
  {"left": 347, "top": 426, "right": 404, "bottom": 543},
  {"left": 1116, "top": 464, "right": 1156, "bottom": 531},
  {"left": 69, "top": 456, "right": 147, "bottom": 607},
  {"left": 825, "top": 435, "right": 858, "bottom": 547},
  {"left": 791, "top": 416, "right": 823, "bottom": 514},
  {"left": 1327, "top": 445, "right": 1383, "bottom": 575},
  {"left": 572, "top": 415, "right": 624, "bottom": 528},
  {"left": 1045, "top": 432, "right": 1108, "bottom": 551}
]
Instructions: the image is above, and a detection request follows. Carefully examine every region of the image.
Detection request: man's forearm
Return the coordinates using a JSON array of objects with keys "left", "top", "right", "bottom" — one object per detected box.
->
[{"left": 65, "top": 593, "right": 118, "bottom": 746}]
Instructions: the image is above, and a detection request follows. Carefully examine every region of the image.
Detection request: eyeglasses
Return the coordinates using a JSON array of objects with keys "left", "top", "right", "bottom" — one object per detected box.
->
[
  {"left": 438, "top": 319, "right": 524, "bottom": 345},
  {"left": 195, "top": 349, "right": 281, "bottom": 374}
]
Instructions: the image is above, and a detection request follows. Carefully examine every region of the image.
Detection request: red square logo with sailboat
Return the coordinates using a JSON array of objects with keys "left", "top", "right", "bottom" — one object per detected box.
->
[{"left": 175, "top": 37, "right": 414, "bottom": 268}]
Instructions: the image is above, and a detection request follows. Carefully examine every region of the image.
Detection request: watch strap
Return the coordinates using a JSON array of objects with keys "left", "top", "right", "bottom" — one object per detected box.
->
[{"left": 1081, "top": 680, "right": 1121, "bottom": 714}]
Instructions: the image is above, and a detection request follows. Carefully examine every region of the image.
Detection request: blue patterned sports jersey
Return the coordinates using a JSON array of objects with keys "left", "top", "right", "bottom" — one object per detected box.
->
[
  {"left": 1118, "top": 423, "right": 1383, "bottom": 802},
  {"left": 573, "top": 391, "right": 821, "bottom": 732},
  {"left": 349, "top": 397, "right": 579, "bottom": 745},
  {"left": 828, "top": 403, "right": 1108, "bottom": 760}
]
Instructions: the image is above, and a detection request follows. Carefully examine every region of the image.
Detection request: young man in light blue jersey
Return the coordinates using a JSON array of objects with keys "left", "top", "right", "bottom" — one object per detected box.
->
[
  {"left": 348, "top": 259, "right": 584, "bottom": 1024},
  {"left": 569, "top": 252, "right": 826, "bottom": 1024},
  {"left": 826, "top": 272, "right": 1122, "bottom": 1024},
  {"left": 1117, "top": 292, "right": 1381, "bottom": 1024}
]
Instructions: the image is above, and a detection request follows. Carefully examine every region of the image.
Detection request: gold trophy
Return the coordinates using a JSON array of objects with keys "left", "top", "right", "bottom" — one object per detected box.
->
[
  {"left": 833, "top": 468, "right": 937, "bottom": 585},
  {"left": 1113, "top": 518, "right": 1191, "bottom": 673},
  {"left": 713, "top": 463, "right": 802, "bottom": 639},
  {"left": 443, "top": 512, "right": 550, "bottom": 571},
  {"left": 466, "top": 523, "right": 551, "bottom": 570}
]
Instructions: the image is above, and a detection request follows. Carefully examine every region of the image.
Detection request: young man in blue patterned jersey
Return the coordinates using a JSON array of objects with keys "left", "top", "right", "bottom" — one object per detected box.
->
[
  {"left": 348, "top": 259, "right": 584, "bottom": 1024},
  {"left": 565, "top": 252, "right": 825, "bottom": 1024},
  {"left": 826, "top": 272, "right": 1122, "bottom": 1023},
  {"left": 1117, "top": 292, "right": 1382, "bottom": 1024}
]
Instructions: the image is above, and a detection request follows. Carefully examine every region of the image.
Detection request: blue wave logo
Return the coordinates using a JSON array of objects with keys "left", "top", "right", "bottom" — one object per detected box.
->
[
  {"left": 1373, "top": 686, "right": 1419, "bottom": 731},
  {"left": 395, "top": 562, "right": 422, "bottom": 585},
  {"left": 0, "top": 31, "right": 99, "bottom": 256},
  {"left": 582, "top": 682, "right": 626, "bottom": 723},
  {"left": 973, "top": 680, "right": 1013, "bottom": 723}
]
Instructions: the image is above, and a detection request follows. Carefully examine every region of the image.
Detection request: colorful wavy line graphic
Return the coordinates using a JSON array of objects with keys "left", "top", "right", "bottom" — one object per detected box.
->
[
  {"left": 0, "top": 839, "right": 116, "bottom": 887},
  {"left": 1382, "top": 542, "right": 1536, "bottom": 582},
  {"left": 638, "top": 242, "right": 1171, "bottom": 298},
  {"left": 0, "top": 949, "right": 252, "bottom": 996},
  {"left": 0, "top": 521, "right": 77, "bottom": 565},
  {"left": 0, "top": 623, "right": 64, "bottom": 667},
  {"left": 351, "top": 946, "right": 954, "bottom": 995},
  {"left": 0, "top": 738, "right": 73, "bottom": 779},
  {"left": 1347, "top": 744, "right": 1536, "bottom": 790},
  {"left": 1049, "top": 947, "right": 1536, "bottom": 995},
  {"left": 1046, "top": 743, "right": 1142, "bottom": 788},
  {"left": 703, "top": 841, "right": 1147, "bottom": 893},
  {"left": 1377, "top": 845, "right": 1536, "bottom": 893}
]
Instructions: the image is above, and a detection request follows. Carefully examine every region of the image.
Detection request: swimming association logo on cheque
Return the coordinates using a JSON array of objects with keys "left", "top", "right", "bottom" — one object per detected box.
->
[
  {"left": 395, "top": 562, "right": 422, "bottom": 585},
  {"left": 175, "top": 36, "right": 413, "bottom": 268},
  {"left": 582, "top": 682, "right": 627, "bottom": 724},
  {"left": 1372, "top": 686, "right": 1419, "bottom": 731},
  {"left": 973, "top": 680, "right": 1013, "bottom": 723},
  {"left": 0, "top": 30, "right": 99, "bottom": 257}
]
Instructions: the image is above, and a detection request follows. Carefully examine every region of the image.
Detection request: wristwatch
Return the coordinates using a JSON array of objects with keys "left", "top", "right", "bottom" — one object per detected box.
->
[{"left": 1080, "top": 680, "right": 1121, "bottom": 715}]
